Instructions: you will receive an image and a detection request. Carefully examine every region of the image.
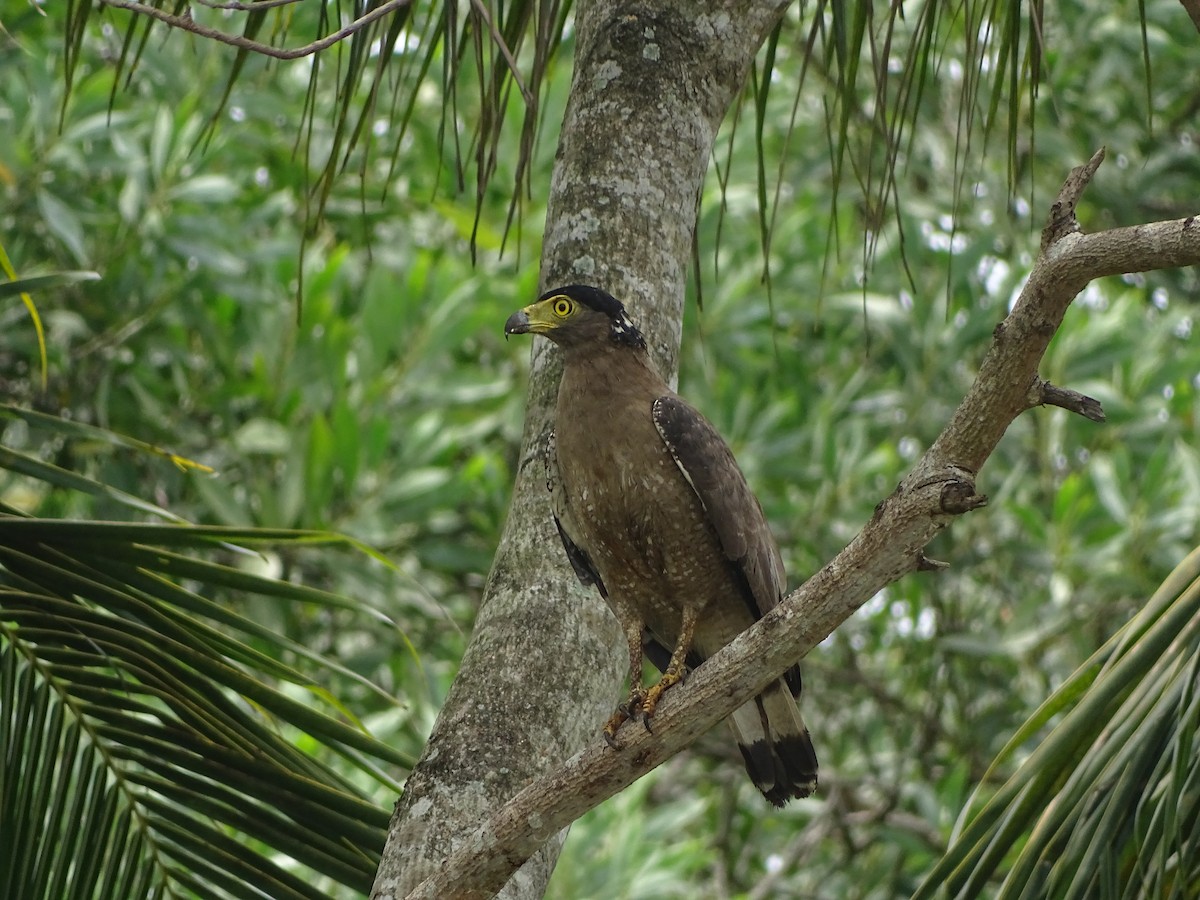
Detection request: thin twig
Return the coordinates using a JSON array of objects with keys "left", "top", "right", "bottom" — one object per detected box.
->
[
  {"left": 101, "top": 0, "right": 534, "bottom": 119},
  {"left": 96, "top": 0, "right": 412, "bottom": 60},
  {"left": 1028, "top": 378, "right": 1106, "bottom": 422}
]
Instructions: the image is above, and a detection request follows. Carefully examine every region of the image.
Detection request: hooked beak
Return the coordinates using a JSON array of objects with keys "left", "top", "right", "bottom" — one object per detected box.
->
[{"left": 504, "top": 309, "right": 531, "bottom": 339}]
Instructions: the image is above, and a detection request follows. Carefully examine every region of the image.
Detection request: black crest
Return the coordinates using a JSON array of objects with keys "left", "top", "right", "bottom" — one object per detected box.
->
[{"left": 539, "top": 284, "right": 646, "bottom": 349}]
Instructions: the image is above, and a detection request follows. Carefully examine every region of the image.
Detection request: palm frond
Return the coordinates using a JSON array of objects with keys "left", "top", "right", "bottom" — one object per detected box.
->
[
  {"left": 1, "top": 417, "right": 409, "bottom": 899},
  {"left": 914, "top": 545, "right": 1200, "bottom": 899}
]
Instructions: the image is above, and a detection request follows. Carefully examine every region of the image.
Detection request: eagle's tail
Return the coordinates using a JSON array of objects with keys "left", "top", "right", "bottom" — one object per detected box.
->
[{"left": 729, "top": 681, "right": 818, "bottom": 805}]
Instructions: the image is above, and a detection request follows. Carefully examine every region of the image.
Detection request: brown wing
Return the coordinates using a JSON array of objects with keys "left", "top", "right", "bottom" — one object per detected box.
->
[
  {"left": 652, "top": 395, "right": 799, "bottom": 693},
  {"left": 652, "top": 395, "right": 786, "bottom": 612}
]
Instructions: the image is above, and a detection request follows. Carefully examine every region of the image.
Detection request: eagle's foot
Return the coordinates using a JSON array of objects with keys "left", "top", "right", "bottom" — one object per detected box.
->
[
  {"left": 639, "top": 667, "right": 685, "bottom": 733},
  {"left": 603, "top": 686, "right": 647, "bottom": 748}
]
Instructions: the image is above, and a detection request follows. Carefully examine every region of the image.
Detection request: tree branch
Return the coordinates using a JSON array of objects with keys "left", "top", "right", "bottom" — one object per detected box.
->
[
  {"left": 1028, "top": 379, "right": 1105, "bottom": 422},
  {"left": 96, "top": 0, "right": 414, "bottom": 60},
  {"left": 1041, "top": 147, "right": 1106, "bottom": 250},
  {"left": 404, "top": 153, "right": 1200, "bottom": 900},
  {"left": 191, "top": 0, "right": 303, "bottom": 11}
]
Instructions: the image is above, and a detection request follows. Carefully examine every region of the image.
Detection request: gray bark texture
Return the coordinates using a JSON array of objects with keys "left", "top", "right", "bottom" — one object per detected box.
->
[{"left": 369, "top": 2, "right": 789, "bottom": 898}]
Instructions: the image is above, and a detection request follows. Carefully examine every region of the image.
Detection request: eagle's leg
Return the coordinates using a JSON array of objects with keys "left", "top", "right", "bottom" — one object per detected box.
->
[
  {"left": 603, "top": 620, "right": 648, "bottom": 748},
  {"left": 639, "top": 604, "right": 699, "bottom": 732}
]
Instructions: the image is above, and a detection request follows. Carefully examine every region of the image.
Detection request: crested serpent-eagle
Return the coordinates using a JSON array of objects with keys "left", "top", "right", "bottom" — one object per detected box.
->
[{"left": 505, "top": 284, "right": 817, "bottom": 805}]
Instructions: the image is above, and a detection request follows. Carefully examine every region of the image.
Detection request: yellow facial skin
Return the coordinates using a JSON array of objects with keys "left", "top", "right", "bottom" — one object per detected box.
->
[{"left": 503, "top": 294, "right": 579, "bottom": 337}]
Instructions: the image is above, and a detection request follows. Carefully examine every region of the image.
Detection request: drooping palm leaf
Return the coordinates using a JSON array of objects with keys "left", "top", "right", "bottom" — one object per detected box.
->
[
  {"left": 62, "top": 0, "right": 1115, "bottom": 280},
  {"left": 65, "top": 0, "right": 569, "bottom": 263}
]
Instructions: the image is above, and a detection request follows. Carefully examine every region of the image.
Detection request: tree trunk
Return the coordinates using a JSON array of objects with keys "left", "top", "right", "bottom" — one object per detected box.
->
[{"left": 370, "top": 2, "right": 788, "bottom": 896}]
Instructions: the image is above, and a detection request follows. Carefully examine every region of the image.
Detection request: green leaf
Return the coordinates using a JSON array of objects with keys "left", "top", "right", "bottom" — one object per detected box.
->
[
  {"left": 167, "top": 174, "right": 241, "bottom": 204},
  {"left": 35, "top": 190, "right": 89, "bottom": 264},
  {"left": 0, "top": 271, "right": 101, "bottom": 299}
]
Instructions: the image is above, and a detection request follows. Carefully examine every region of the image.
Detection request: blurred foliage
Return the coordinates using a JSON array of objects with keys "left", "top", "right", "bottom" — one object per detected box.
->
[{"left": 2, "top": 0, "right": 1199, "bottom": 896}]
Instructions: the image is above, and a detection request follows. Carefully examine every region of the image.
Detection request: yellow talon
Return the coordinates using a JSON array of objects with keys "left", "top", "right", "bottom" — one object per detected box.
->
[
  {"left": 639, "top": 667, "right": 684, "bottom": 730},
  {"left": 603, "top": 686, "right": 648, "bottom": 747}
]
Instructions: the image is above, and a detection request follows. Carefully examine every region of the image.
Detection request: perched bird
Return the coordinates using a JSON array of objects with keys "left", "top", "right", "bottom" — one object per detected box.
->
[{"left": 505, "top": 284, "right": 818, "bottom": 805}]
